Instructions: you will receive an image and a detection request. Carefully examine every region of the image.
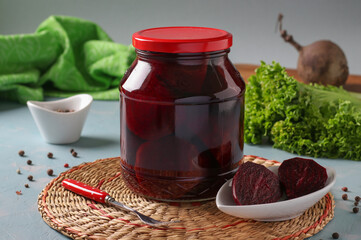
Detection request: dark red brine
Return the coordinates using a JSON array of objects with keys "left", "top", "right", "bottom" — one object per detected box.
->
[{"left": 119, "top": 27, "right": 246, "bottom": 201}]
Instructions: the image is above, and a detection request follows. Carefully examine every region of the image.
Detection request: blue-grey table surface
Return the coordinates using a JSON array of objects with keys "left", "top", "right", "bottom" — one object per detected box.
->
[{"left": 1, "top": 100, "right": 360, "bottom": 240}]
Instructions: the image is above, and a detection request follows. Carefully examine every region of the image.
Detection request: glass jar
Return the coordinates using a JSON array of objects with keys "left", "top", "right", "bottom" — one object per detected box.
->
[{"left": 119, "top": 27, "right": 245, "bottom": 201}]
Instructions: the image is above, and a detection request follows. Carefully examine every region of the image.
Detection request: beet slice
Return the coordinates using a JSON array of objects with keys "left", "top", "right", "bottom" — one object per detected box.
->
[
  {"left": 232, "top": 161, "right": 282, "bottom": 205},
  {"left": 153, "top": 59, "right": 208, "bottom": 97},
  {"left": 120, "top": 124, "right": 145, "bottom": 167},
  {"left": 278, "top": 157, "right": 328, "bottom": 199},
  {"left": 122, "top": 65, "right": 176, "bottom": 141},
  {"left": 125, "top": 98, "right": 175, "bottom": 141},
  {"left": 175, "top": 99, "right": 242, "bottom": 169},
  {"left": 198, "top": 141, "right": 232, "bottom": 169}
]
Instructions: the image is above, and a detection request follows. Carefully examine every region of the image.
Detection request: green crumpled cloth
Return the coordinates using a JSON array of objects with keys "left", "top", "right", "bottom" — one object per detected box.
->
[{"left": 0, "top": 16, "right": 136, "bottom": 103}]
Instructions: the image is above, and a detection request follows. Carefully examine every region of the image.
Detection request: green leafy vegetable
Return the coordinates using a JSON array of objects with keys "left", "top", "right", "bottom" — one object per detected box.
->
[{"left": 245, "top": 61, "right": 361, "bottom": 160}]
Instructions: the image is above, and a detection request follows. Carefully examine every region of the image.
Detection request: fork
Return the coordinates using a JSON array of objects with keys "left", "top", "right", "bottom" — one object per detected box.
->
[{"left": 62, "top": 178, "right": 180, "bottom": 227}]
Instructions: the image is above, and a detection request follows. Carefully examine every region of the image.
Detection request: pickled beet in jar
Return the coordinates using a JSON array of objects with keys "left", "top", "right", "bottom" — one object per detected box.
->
[{"left": 119, "top": 27, "right": 245, "bottom": 201}]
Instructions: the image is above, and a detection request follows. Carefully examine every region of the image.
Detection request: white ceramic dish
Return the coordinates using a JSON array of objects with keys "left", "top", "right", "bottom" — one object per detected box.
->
[
  {"left": 27, "top": 94, "right": 93, "bottom": 144},
  {"left": 216, "top": 166, "right": 336, "bottom": 222}
]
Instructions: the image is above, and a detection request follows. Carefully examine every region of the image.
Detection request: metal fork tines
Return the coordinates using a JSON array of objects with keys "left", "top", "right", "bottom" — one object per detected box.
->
[{"left": 105, "top": 196, "right": 180, "bottom": 227}]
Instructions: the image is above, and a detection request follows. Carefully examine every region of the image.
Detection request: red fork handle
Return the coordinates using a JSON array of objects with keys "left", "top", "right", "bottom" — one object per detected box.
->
[{"left": 62, "top": 178, "right": 108, "bottom": 204}]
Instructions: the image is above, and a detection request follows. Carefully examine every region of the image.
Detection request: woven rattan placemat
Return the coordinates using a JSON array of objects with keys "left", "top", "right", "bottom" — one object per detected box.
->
[{"left": 38, "top": 155, "right": 334, "bottom": 240}]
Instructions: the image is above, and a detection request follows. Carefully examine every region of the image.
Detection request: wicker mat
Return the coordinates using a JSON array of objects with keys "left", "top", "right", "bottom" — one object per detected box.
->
[{"left": 38, "top": 155, "right": 334, "bottom": 240}]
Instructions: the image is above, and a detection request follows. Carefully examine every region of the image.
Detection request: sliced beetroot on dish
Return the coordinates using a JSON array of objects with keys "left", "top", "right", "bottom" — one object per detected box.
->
[
  {"left": 278, "top": 157, "right": 328, "bottom": 199},
  {"left": 232, "top": 161, "right": 282, "bottom": 205}
]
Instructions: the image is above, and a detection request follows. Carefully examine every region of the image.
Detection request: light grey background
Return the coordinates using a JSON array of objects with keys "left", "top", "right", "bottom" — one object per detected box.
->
[{"left": 1, "top": 0, "right": 361, "bottom": 74}]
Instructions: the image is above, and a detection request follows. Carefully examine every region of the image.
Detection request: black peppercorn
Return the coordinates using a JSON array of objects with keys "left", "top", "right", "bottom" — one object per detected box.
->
[
  {"left": 342, "top": 194, "right": 348, "bottom": 200},
  {"left": 332, "top": 232, "right": 339, "bottom": 239},
  {"left": 354, "top": 201, "right": 359, "bottom": 206},
  {"left": 70, "top": 148, "right": 74, "bottom": 153},
  {"left": 25, "top": 184, "right": 29, "bottom": 188},
  {"left": 47, "top": 152, "right": 53, "bottom": 158},
  {"left": 72, "top": 151, "right": 78, "bottom": 157},
  {"left": 18, "top": 150, "right": 25, "bottom": 157},
  {"left": 341, "top": 187, "right": 348, "bottom": 192},
  {"left": 47, "top": 169, "right": 54, "bottom": 176},
  {"left": 27, "top": 175, "right": 33, "bottom": 181},
  {"left": 355, "top": 196, "right": 360, "bottom": 202},
  {"left": 353, "top": 207, "right": 359, "bottom": 213},
  {"left": 27, "top": 160, "right": 32, "bottom": 165}
]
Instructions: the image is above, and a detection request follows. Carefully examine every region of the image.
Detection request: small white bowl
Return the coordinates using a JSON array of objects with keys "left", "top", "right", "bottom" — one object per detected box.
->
[
  {"left": 216, "top": 166, "right": 336, "bottom": 222},
  {"left": 27, "top": 94, "right": 93, "bottom": 144}
]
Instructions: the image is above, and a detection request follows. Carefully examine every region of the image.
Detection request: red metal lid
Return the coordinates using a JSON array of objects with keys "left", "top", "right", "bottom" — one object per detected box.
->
[{"left": 132, "top": 26, "right": 232, "bottom": 53}]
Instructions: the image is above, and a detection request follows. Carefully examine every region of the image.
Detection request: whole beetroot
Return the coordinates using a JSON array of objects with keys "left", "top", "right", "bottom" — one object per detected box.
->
[
  {"left": 232, "top": 161, "right": 282, "bottom": 205},
  {"left": 278, "top": 14, "right": 349, "bottom": 86},
  {"left": 278, "top": 157, "right": 328, "bottom": 199}
]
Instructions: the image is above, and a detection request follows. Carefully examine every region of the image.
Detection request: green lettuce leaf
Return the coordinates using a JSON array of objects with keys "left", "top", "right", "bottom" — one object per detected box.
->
[{"left": 245, "top": 61, "right": 361, "bottom": 160}]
